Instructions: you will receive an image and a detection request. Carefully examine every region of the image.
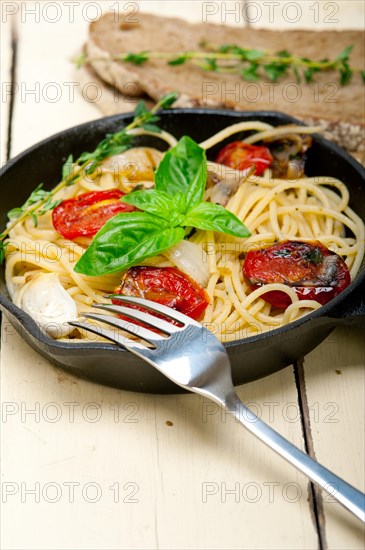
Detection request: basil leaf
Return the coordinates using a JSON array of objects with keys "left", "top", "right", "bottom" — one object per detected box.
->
[
  {"left": 122, "top": 189, "right": 175, "bottom": 220},
  {"left": 74, "top": 135, "right": 251, "bottom": 277},
  {"left": 172, "top": 192, "right": 186, "bottom": 213},
  {"left": 184, "top": 202, "right": 250, "bottom": 237},
  {"left": 155, "top": 136, "right": 206, "bottom": 209},
  {"left": 74, "top": 212, "right": 184, "bottom": 275}
]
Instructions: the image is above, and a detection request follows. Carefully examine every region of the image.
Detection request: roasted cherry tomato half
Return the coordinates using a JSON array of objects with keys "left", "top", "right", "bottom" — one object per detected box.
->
[
  {"left": 113, "top": 266, "right": 209, "bottom": 321},
  {"left": 52, "top": 189, "right": 135, "bottom": 239},
  {"left": 216, "top": 141, "right": 273, "bottom": 176},
  {"left": 243, "top": 240, "right": 351, "bottom": 309}
]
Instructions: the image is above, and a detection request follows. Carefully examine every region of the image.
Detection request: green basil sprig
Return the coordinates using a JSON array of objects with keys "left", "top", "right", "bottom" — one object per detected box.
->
[{"left": 75, "top": 136, "right": 250, "bottom": 276}]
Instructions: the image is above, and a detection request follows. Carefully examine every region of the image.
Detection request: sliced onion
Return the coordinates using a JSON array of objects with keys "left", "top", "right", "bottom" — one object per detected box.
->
[
  {"left": 15, "top": 272, "right": 78, "bottom": 338},
  {"left": 164, "top": 240, "right": 210, "bottom": 288}
]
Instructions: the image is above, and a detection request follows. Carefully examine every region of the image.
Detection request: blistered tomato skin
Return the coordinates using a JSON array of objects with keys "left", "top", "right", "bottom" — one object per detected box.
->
[
  {"left": 215, "top": 141, "right": 273, "bottom": 176},
  {"left": 114, "top": 266, "right": 209, "bottom": 321},
  {"left": 243, "top": 240, "right": 351, "bottom": 309},
  {"left": 52, "top": 189, "right": 135, "bottom": 239}
]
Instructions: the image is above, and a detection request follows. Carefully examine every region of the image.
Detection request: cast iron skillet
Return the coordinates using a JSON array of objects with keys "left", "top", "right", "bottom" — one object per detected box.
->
[{"left": 1, "top": 109, "right": 364, "bottom": 393}]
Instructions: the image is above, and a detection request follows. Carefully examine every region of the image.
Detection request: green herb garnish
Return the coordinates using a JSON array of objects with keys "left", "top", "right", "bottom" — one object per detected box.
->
[
  {"left": 0, "top": 92, "right": 179, "bottom": 262},
  {"left": 74, "top": 136, "right": 250, "bottom": 276},
  {"left": 76, "top": 43, "right": 363, "bottom": 85},
  {"left": 305, "top": 247, "right": 323, "bottom": 264}
]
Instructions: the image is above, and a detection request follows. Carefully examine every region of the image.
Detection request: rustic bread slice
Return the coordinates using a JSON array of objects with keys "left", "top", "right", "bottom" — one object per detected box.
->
[
  {"left": 87, "top": 13, "right": 364, "bottom": 120},
  {"left": 73, "top": 61, "right": 153, "bottom": 116},
  {"left": 85, "top": 12, "right": 364, "bottom": 159}
]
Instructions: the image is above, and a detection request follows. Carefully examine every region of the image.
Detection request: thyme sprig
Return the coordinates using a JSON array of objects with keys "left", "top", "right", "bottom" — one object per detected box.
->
[
  {"left": 0, "top": 92, "right": 178, "bottom": 263},
  {"left": 75, "top": 43, "right": 365, "bottom": 86}
]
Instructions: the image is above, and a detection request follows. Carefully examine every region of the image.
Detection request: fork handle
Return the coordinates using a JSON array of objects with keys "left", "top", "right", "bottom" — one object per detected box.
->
[{"left": 221, "top": 390, "right": 365, "bottom": 522}]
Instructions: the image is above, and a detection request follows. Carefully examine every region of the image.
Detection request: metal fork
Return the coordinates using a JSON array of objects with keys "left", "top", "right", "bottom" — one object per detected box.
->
[{"left": 69, "top": 295, "right": 365, "bottom": 523}]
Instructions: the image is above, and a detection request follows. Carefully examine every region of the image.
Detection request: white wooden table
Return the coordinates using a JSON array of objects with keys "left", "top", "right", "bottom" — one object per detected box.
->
[{"left": 1, "top": 3, "right": 364, "bottom": 549}]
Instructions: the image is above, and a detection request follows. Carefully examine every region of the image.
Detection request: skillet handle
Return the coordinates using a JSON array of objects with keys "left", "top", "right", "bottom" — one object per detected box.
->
[{"left": 325, "top": 281, "right": 365, "bottom": 328}]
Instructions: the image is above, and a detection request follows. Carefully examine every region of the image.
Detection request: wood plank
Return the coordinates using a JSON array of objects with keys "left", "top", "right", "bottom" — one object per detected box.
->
[
  {"left": 248, "top": 0, "right": 364, "bottom": 30},
  {"left": 9, "top": 4, "right": 100, "bottom": 156},
  {"left": 0, "top": 16, "right": 12, "bottom": 164},
  {"left": 8, "top": 0, "right": 249, "bottom": 157},
  {"left": 139, "top": 0, "right": 363, "bottom": 29},
  {"left": 302, "top": 327, "right": 365, "bottom": 548},
  {"left": 4, "top": 2, "right": 364, "bottom": 548},
  {"left": 139, "top": 0, "right": 248, "bottom": 25},
  {"left": 1, "top": 324, "right": 319, "bottom": 550}
]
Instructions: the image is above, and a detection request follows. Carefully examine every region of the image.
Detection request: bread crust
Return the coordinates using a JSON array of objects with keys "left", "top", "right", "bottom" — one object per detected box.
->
[{"left": 84, "top": 12, "right": 364, "bottom": 157}]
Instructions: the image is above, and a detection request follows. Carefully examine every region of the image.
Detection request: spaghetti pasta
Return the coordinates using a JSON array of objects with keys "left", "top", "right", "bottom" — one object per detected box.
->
[{"left": 5, "top": 122, "right": 365, "bottom": 343}]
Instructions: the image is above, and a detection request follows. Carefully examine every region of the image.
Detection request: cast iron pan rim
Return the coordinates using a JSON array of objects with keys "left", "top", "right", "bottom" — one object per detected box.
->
[
  {"left": 0, "top": 275, "right": 362, "bottom": 353},
  {"left": 0, "top": 108, "right": 364, "bottom": 354},
  {"left": 1, "top": 107, "right": 363, "bottom": 176}
]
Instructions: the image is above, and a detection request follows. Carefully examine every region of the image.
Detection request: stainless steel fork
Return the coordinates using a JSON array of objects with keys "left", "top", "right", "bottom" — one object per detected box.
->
[{"left": 69, "top": 295, "right": 365, "bottom": 523}]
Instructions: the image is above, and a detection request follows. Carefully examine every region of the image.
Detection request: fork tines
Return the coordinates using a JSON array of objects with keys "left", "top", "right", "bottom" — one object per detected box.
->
[{"left": 68, "top": 295, "right": 197, "bottom": 349}]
